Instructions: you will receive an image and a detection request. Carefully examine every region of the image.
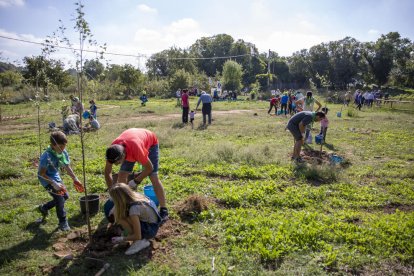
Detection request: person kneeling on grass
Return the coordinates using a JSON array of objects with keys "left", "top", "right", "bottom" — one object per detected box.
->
[
  {"left": 37, "top": 131, "right": 84, "bottom": 231},
  {"left": 286, "top": 111, "right": 325, "bottom": 163},
  {"left": 109, "top": 183, "right": 161, "bottom": 255}
]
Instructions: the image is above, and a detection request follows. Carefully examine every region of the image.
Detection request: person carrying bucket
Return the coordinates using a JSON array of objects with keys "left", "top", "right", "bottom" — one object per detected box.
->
[
  {"left": 37, "top": 131, "right": 84, "bottom": 231},
  {"left": 109, "top": 183, "right": 161, "bottom": 255},
  {"left": 104, "top": 128, "right": 169, "bottom": 223}
]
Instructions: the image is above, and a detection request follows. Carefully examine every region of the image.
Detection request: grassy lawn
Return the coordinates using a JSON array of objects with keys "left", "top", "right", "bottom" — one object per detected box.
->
[{"left": 0, "top": 98, "right": 413, "bottom": 275}]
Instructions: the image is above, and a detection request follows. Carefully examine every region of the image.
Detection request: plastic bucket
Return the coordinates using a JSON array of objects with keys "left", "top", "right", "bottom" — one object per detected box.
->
[
  {"left": 82, "top": 110, "right": 90, "bottom": 119},
  {"left": 336, "top": 112, "right": 342, "bottom": 118},
  {"left": 144, "top": 185, "right": 159, "bottom": 207},
  {"left": 315, "top": 134, "right": 323, "bottom": 145},
  {"left": 330, "top": 155, "right": 343, "bottom": 164},
  {"left": 80, "top": 194, "right": 100, "bottom": 215}
]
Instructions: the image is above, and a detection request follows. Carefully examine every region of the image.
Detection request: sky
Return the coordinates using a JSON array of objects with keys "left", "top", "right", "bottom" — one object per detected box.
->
[{"left": 0, "top": 0, "right": 413, "bottom": 70}]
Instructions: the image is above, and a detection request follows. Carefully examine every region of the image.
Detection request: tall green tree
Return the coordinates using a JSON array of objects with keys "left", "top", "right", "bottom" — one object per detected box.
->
[
  {"left": 84, "top": 59, "right": 105, "bottom": 80},
  {"left": 119, "top": 64, "right": 144, "bottom": 95},
  {"left": 222, "top": 60, "right": 243, "bottom": 91},
  {"left": 190, "top": 34, "right": 234, "bottom": 76}
]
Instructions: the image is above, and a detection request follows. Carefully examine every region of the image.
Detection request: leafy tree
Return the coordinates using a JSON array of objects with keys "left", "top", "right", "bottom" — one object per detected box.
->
[
  {"left": 119, "top": 64, "right": 144, "bottom": 95},
  {"left": 222, "top": 60, "right": 243, "bottom": 91},
  {"left": 169, "top": 69, "right": 191, "bottom": 92},
  {"left": 105, "top": 64, "right": 122, "bottom": 82},
  {"left": 287, "top": 49, "right": 310, "bottom": 87},
  {"left": 22, "top": 56, "right": 70, "bottom": 95},
  {"left": 190, "top": 34, "right": 234, "bottom": 76},
  {"left": 84, "top": 59, "right": 104, "bottom": 80},
  {"left": 146, "top": 47, "right": 196, "bottom": 79},
  {"left": 0, "top": 70, "right": 22, "bottom": 88}
]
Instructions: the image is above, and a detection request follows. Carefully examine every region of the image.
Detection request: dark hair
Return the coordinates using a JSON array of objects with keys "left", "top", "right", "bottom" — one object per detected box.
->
[
  {"left": 106, "top": 144, "right": 124, "bottom": 163},
  {"left": 315, "top": 111, "right": 326, "bottom": 118},
  {"left": 306, "top": 91, "right": 312, "bottom": 98},
  {"left": 321, "top": 107, "right": 329, "bottom": 114},
  {"left": 50, "top": 131, "right": 67, "bottom": 146}
]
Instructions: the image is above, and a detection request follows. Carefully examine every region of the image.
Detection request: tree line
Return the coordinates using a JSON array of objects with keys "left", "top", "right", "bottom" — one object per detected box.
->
[{"left": 1, "top": 31, "right": 413, "bottom": 102}]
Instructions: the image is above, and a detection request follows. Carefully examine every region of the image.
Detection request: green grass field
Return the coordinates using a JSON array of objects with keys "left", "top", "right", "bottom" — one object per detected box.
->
[{"left": 0, "top": 97, "right": 413, "bottom": 275}]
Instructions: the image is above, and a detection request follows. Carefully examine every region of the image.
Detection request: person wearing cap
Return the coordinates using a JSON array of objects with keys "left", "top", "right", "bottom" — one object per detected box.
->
[
  {"left": 286, "top": 111, "right": 326, "bottom": 163},
  {"left": 104, "top": 128, "right": 168, "bottom": 221},
  {"left": 195, "top": 91, "right": 213, "bottom": 125}
]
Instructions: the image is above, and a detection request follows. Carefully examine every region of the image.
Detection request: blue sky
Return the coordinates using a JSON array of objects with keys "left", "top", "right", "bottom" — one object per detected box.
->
[{"left": 0, "top": 0, "right": 413, "bottom": 68}]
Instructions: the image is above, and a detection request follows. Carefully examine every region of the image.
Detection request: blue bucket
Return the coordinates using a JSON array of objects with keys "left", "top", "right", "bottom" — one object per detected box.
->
[
  {"left": 336, "top": 112, "right": 342, "bottom": 118},
  {"left": 144, "top": 185, "right": 159, "bottom": 206},
  {"left": 82, "top": 110, "right": 90, "bottom": 119},
  {"left": 277, "top": 110, "right": 282, "bottom": 115},
  {"left": 315, "top": 134, "right": 323, "bottom": 145},
  {"left": 330, "top": 155, "right": 343, "bottom": 164}
]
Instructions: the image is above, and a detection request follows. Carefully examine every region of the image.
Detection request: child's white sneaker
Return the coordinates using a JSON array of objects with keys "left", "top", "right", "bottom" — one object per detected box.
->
[{"left": 125, "top": 239, "right": 150, "bottom": 255}]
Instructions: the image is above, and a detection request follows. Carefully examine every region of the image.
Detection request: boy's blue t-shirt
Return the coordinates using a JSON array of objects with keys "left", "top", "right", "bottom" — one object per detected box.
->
[
  {"left": 281, "top": 95, "right": 289, "bottom": 104},
  {"left": 38, "top": 149, "right": 70, "bottom": 187}
]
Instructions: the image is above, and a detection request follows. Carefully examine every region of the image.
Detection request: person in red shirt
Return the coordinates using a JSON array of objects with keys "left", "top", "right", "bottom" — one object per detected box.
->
[
  {"left": 105, "top": 128, "right": 168, "bottom": 221},
  {"left": 181, "top": 89, "right": 189, "bottom": 123},
  {"left": 268, "top": 95, "right": 280, "bottom": 115}
]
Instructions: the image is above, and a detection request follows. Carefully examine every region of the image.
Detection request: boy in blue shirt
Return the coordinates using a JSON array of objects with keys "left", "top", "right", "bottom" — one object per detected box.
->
[{"left": 37, "top": 131, "right": 84, "bottom": 231}]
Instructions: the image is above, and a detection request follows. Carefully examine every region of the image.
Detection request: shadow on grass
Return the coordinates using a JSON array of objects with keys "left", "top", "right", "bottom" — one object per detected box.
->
[
  {"left": 0, "top": 222, "right": 57, "bottom": 267},
  {"left": 293, "top": 163, "right": 338, "bottom": 186}
]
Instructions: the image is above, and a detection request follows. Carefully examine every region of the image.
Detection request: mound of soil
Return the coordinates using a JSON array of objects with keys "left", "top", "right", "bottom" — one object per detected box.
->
[
  {"left": 175, "top": 195, "right": 212, "bottom": 222},
  {"left": 301, "top": 149, "right": 332, "bottom": 165}
]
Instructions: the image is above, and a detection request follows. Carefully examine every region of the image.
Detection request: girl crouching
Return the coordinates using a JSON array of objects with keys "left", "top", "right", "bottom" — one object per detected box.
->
[{"left": 109, "top": 183, "right": 161, "bottom": 255}]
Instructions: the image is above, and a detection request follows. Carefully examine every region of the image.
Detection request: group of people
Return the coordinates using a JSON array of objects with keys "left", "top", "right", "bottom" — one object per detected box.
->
[
  {"left": 61, "top": 97, "right": 100, "bottom": 134},
  {"left": 36, "top": 88, "right": 334, "bottom": 256},
  {"left": 180, "top": 89, "right": 213, "bottom": 127},
  {"left": 38, "top": 127, "right": 167, "bottom": 255},
  {"left": 351, "top": 89, "right": 388, "bottom": 110},
  {"left": 268, "top": 90, "right": 323, "bottom": 117}
]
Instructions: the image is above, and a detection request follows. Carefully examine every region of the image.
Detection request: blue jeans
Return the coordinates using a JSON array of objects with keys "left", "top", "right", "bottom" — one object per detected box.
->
[
  {"left": 120, "top": 144, "right": 159, "bottom": 175},
  {"left": 43, "top": 184, "right": 69, "bottom": 223}
]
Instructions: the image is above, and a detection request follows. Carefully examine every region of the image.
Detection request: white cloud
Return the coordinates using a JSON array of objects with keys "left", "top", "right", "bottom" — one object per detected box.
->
[
  {"left": 137, "top": 4, "right": 157, "bottom": 14},
  {"left": 255, "top": 30, "right": 331, "bottom": 56},
  {"left": 131, "top": 18, "right": 207, "bottom": 54},
  {"left": 0, "top": 0, "right": 24, "bottom": 7},
  {"left": 368, "top": 29, "right": 379, "bottom": 35}
]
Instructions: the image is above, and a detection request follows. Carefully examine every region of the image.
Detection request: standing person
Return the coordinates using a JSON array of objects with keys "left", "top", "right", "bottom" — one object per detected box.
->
[
  {"left": 288, "top": 92, "right": 294, "bottom": 115},
  {"left": 181, "top": 89, "right": 189, "bottom": 123},
  {"left": 280, "top": 93, "right": 289, "bottom": 116},
  {"left": 319, "top": 107, "right": 329, "bottom": 143},
  {"left": 303, "top": 91, "right": 322, "bottom": 143},
  {"left": 109, "top": 183, "right": 161, "bottom": 255},
  {"left": 356, "top": 91, "right": 363, "bottom": 110},
  {"left": 286, "top": 111, "right": 325, "bottom": 163},
  {"left": 344, "top": 91, "right": 351, "bottom": 106},
  {"left": 176, "top": 88, "right": 182, "bottom": 107},
  {"left": 195, "top": 91, "right": 213, "bottom": 126},
  {"left": 37, "top": 131, "right": 84, "bottom": 231},
  {"left": 89, "top": 100, "right": 97, "bottom": 118},
  {"left": 104, "top": 128, "right": 169, "bottom": 222},
  {"left": 268, "top": 95, "right": 277, "bottom": 115},
  {"left": 189, "top": 110, "right": 195, "bottom": 129}
]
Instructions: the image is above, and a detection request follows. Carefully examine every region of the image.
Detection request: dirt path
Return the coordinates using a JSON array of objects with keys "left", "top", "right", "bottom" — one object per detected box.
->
[{"left": 0, "top": 108, "right": 265, "bottom": 135}]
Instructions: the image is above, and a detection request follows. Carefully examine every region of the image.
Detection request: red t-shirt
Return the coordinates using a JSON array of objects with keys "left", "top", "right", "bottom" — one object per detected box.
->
[
  {"left": 111, "top": 128, "right": 158, "bottom": 165},
  {"left": 181, "top": 93, "right": 189, "bottom": 107},
  {"left": 271, "top": 98, "right": 280, "bottom": 105}
]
